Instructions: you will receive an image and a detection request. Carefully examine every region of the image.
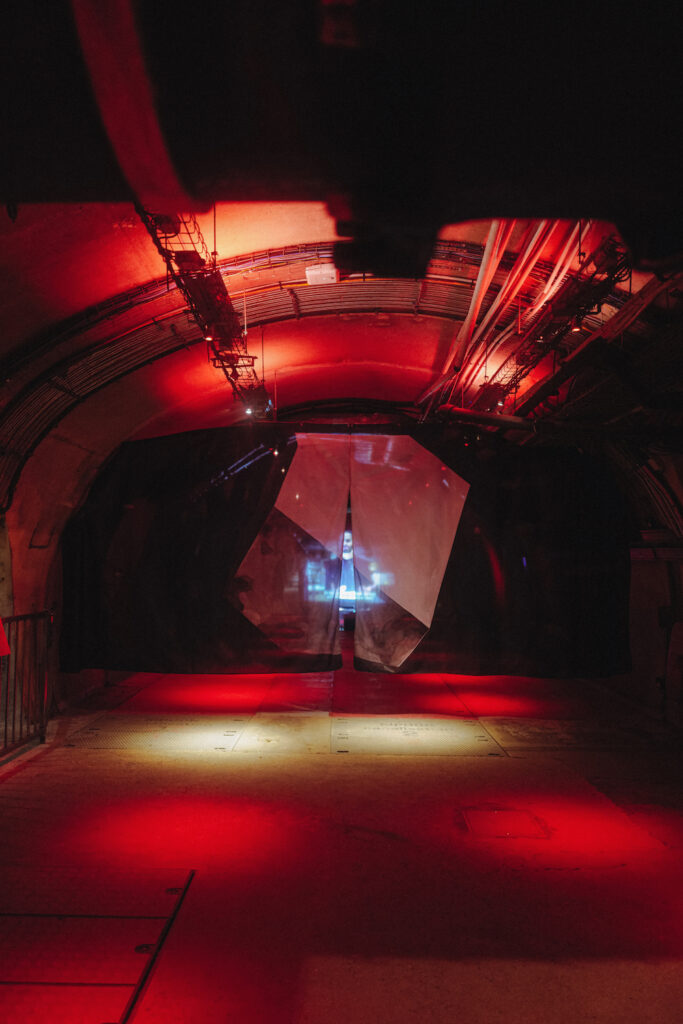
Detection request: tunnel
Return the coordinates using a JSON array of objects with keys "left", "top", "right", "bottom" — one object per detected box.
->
[{"left": 1, "top": 3, "right": 682, "bottom": 1022}]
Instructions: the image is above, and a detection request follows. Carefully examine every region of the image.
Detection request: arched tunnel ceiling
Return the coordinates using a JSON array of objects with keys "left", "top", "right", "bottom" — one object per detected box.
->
[
  {"left": 2, "top": 1, "right": 681, "bottom": 495},
  {"left": 1, "top": 205, "right": 682, "bottom": 514},
  {"left": 1, "top": 2, "right": 682, "bottom": 616},
  {"left": 0, "top": 202, "right": 341, "bottom": 351}
]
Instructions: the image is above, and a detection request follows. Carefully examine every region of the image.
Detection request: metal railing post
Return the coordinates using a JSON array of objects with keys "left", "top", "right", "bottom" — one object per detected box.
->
[{"left": 0, "top": 611, "right": 54, "bottom": 757}]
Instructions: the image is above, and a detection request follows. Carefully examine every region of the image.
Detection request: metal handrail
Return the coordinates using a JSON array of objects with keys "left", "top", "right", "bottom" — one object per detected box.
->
[{"left": 1, "top": 611, "right": 53, "bottom": 757}]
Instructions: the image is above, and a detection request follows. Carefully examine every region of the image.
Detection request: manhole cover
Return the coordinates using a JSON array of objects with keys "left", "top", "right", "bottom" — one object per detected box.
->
[{"left": 461, "top": 807, "right": 550, "bottom": 838}]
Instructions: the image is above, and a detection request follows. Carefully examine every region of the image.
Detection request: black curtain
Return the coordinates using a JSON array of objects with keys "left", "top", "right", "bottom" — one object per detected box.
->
[
  {"left": 60, "top": 425, "right": 631, "bottom": 676},
  {"left": 392, "top": 436, "right": 632, "bottom": 676},
  {"left": 60, "top": 425, "right": 343, "bottom": 672}
]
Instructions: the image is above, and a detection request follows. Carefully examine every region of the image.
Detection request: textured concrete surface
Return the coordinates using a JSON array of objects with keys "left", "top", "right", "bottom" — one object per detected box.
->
[{"left": 1, "top": 659, "right": 682, "bottom": 1023}]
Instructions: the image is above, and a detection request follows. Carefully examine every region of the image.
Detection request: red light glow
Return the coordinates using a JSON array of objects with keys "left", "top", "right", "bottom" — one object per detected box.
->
[
  {"left": 118, "top": 673, "right": 291, "bottom": 714},
  {"left": 446, "top": 674, "right": 614, "bottom": 718},
  {"left": 424, "top": 780, "right": 664, "bottom": 869},
  {"left": 62, "top": 795, "right": 304, "bottom": 874},
  {"left": 102, "top": 670, "right": 614, "bottom": 721},
  {"left": 479, "top": 529, "right": 506, "bottom": 604}
]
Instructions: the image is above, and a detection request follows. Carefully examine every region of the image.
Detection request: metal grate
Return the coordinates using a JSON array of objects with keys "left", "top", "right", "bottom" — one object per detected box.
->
[
  {"left": 461, "top": 807, "right": 550, "bottom": 839},
  {"left": 1, "top": 611, "right": 53, "bottom": 756},
  {"left": 65, "top": 714, "right": 249, "bottom": 751}
]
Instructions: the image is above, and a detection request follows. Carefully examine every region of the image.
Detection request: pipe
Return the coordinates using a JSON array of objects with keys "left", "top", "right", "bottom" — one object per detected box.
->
[
  {"left": 420, "top": 220, "right": 553, "bottom": 406},
  {"left": 465, "top": 220, "right": 588, "bottom": 381},
  {"left": 515, "top": 268, "right": 683, "bottom": 416},
  {"left": 436, "top": 403, "right": 640, "bottom": 440},
  {"left": 437, "top": 404, "right": 538, "bottom": 432},
  {"left": 539, "top": 221, "right": 583, "bottom": 300},
  {"left": 417, "top": 220, "right": 513, "bottom": 403},
  {"left": 468, "top": 220, "right": 555, "bottom": 348},
  {"left": 443, "top": 219, "right": 514, "bottom": 374},
  {"left": 457, "top": 219, "right": 560, "bottom": 394}
]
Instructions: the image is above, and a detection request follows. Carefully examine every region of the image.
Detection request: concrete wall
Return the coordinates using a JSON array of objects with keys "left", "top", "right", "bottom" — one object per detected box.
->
[
  {"left": 0, "top": 516, "right": 14, "bottom": 617},
  {"left": 605, "top": 552, "right": 683, "bottom": 728}
]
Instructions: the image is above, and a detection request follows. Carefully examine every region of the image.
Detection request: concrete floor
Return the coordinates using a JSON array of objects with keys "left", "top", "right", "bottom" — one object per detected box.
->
[{"left": 1, "top": 650, "right": 682, "bottom": 1023}]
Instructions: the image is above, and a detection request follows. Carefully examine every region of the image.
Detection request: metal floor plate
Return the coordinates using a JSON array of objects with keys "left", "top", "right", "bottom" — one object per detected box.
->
[
  {"left": 462, "top": 807, "right": 550, "bottom": 838},
  {"left": 0, "top": 916, "right": 163, "bottom": 984},
  {"left": 65, "top": 714, "right": 251, "bottom": 751},
  {"left": 0, "top": 983, "right": 131, "bottom": 1024},
  {"left": 233, "top": 713, "right": 332, "bottom": 754},
  {"left": 481, "top": 717, "right": 663, "bottom": 751},
  {"left": 0, "top": 866, "right": 189, "bottom": 916},
  {"left": 331, "top": 716, "right": 504, "bottom": 755}
]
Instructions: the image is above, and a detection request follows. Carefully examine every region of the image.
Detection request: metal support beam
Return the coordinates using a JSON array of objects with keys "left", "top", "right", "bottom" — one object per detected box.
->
[
  {"left": 515, "top": 269, "right": 683, "bottom": 416},
  {"left": 418, "top": 220, "right": 513, "bottom": 403},
  {"left": 136, "top": 205, "right": 271, "bottom": 414},
  {"left": 437, "top": 404, "right": 537, "bottom": 432}
]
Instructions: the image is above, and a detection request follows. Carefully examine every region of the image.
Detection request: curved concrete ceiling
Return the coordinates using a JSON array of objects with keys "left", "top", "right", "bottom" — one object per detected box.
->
[
  {"left": 1, "top": 3, "right": 682, "bottom": 615},
  {"left": 1, "top": 207, "right": 680, "bottom": 509},
  {"left": 2, "top": 208, "right": 655, "bottom": 511}
]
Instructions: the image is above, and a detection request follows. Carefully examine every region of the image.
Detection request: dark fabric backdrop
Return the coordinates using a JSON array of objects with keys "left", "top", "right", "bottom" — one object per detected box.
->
[
  {"left": 60, "top": 425, "right": 632, "bottom": 676},
  {"left": 385, "top": 433, "right": 632, "bottom": 676}
]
